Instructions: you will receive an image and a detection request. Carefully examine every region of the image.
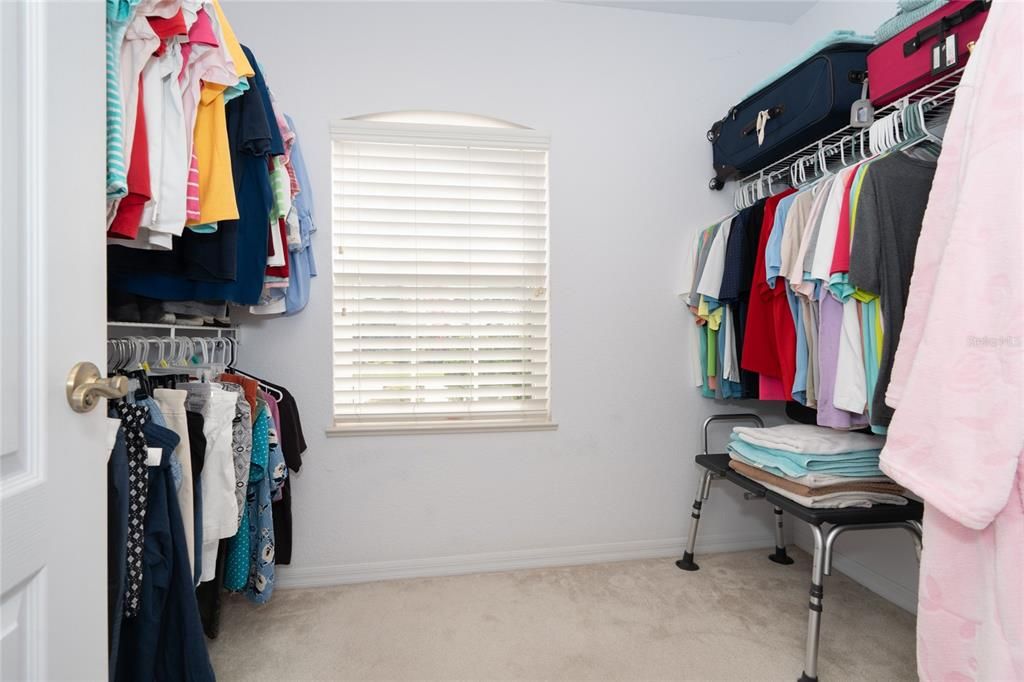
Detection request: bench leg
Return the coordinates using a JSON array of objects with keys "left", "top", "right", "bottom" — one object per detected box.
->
[
  {"left": 768, "top": 505, "right": 795, "bottom": 565},
  {"left": 676, "top": 469, "right": 714, "bottom": 572},
  {"left": 799, "top": 524, "right": 827, "bottom": 682},
  {"left": 908, "top": 520, "right": 923, "bottom": 562}
]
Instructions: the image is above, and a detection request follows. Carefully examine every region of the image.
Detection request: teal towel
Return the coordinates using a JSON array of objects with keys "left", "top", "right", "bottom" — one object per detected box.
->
[
  {"left": 876, "top": 0, "right": 949, "bottom": 43},
  {"left": 727, "top": 438, "right": 884, "bottom": 479},
  {"left": 743, "top": 30, "right": 876, "bottom": 99},
  {"left": 729, "top": 450, "right": 888, "bottom": 477},
  {"left": 900, "top": 0, "right": 935, "bottom": 11}
]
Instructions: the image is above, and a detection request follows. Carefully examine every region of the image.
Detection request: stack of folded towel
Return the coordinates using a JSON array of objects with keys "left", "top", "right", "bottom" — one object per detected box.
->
[{"left": 727, "top": 424, "right": 907, "bottom": 509}]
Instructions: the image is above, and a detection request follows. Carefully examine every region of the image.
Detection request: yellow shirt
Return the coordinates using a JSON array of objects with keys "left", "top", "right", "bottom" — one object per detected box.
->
[
  {"left": 186, "top": 1, "right": 255, "bottom": 226},
  {"left": 188, "top": 84, "right": 238, "bottom": 225},
  {"left": 211, "top": 0, "right": 254, "bottom": 80}
]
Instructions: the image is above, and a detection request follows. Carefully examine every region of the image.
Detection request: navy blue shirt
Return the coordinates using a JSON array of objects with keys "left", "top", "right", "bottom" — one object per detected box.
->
[{"left": 717, "top": 203, "right": 765, "bottom": 398}]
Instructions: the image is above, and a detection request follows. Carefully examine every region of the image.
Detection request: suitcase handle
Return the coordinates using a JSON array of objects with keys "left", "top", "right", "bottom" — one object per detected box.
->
[
  {"left": 741, "top": 105, "right": 784, "bottom": 137},
  {"left": 903, "top": 0, "right": 990, "bottom": 57}
]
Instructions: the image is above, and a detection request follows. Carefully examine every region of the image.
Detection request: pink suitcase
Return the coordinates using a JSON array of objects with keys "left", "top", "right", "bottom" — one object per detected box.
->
[{"left": 868, "top": 0, "right": 990, "bottom": 106}]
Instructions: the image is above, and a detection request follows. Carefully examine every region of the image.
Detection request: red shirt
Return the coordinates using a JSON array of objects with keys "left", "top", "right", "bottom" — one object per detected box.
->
[
  {"left": 108, "top": 76, "right": 150, "bottom": 240},
  {"left": 266, "top": 217, "right": 291, "bottom": 279},
  {"left": 740, "top": 189, "right": 795, "bottom": 382},
  {"left": 148, "top": 9, "right": 188, "bottom": 57},
  {"left": 830, "top": 163, "right": 861, "bottom": 275}
]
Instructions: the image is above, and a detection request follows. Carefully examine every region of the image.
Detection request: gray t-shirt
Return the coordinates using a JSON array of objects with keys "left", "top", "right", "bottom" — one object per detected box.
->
[{"left": 849, "top": 152, "right": 938, "bottom": 427}]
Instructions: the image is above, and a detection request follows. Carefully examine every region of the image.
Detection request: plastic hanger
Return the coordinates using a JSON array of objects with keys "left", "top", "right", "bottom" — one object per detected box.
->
[{"left": 898, "top": 101, "right": 943, "bottom": 159}]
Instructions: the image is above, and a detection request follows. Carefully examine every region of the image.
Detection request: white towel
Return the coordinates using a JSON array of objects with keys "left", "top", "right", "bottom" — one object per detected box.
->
[{"left": 734, "top": 424, "right": 886, "bottom": 455}]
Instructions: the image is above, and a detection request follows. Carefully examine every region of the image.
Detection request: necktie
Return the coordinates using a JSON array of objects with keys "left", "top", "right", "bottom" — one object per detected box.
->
[{"left": 115, "top": 401, "right": 150, "bottom": 618}]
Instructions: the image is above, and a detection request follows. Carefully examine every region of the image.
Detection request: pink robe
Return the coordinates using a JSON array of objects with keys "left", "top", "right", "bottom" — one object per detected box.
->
[{"left": 880, "top": 2, "right": 1024, "bottom": 679}]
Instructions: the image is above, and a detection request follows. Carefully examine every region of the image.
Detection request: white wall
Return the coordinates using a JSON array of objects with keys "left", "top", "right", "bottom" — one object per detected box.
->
[
  {"left": 783, "top": 0, "right": 923, "bottom": 613},
  {"left": 789, "top": 0, "right": 896, "bottom": 37},
  {"left": 230, "top": 0, "right": 920, "bottom": 610},
  {"left": 230, "top": 0, "right": 801, "bottom": 585}
]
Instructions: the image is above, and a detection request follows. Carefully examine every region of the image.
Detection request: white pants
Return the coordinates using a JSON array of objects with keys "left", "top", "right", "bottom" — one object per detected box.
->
[
  {"left": 153, "top": 388, "right": 195, "bottom": 577},
  {"left": 200, "top": 386, "right": 243, "bottom": 582}
]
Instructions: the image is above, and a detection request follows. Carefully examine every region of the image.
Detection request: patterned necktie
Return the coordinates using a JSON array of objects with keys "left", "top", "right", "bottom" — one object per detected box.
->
[{"left": 115, "top": 401, "right": 150, "bottom": 618}]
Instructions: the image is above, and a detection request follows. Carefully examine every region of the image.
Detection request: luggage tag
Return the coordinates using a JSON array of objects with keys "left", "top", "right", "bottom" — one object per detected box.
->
[
  {"left": 931, "top": 33, "right": 959, "bottom": 75},
  {"left": 850, "top": 80, "right": 873, "bottom": 128}
]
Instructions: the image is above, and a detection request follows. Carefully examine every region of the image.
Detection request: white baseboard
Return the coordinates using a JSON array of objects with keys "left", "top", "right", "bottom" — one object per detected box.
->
[{"left": 275, "top": 533, "right": 774, "bottom": 589}]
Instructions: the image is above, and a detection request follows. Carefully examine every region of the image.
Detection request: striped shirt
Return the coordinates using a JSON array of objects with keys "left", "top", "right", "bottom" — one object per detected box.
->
[{"left": 105, "top": 0, "right": 140, "bottom": 198}]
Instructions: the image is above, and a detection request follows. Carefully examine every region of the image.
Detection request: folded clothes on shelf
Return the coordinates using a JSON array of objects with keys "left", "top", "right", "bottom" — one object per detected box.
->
[
  {"left": 727, "top": 424, "right": 906, "bottom": 508},
  {"left": 749, "top": 475, "right": 908, "bottom": 509},
  {"left": 727, "top": 437, "right": 885, "bottom": 478},
  {"left": 729, "top": 459, "right": 904, "bottom": 498},
  {"left": 728, "top": 452, "right": 889, "bottom": 486},
  {"left": 732, "top": 424, "right": 886, "bottom": 455}
]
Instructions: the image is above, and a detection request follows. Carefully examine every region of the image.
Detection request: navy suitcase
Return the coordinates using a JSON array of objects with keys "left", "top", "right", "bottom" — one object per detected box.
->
[{"left": 707, "top": 43, "right": 870, "bottom": 190}]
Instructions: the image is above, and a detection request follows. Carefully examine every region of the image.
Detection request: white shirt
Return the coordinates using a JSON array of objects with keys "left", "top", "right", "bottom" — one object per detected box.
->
[
  {"left": 832, "top": 298, "right": 868, "bottom": 414},
  {"left": 119, "top": 16, "right": 159, "bottom": 174},
  {"left": 199, "top": 386, "right": 242, "bottom": 582},
  {"left": 680, "top": 228, "right": 705, "bottom": 388},
  {"left": 810, "top": 166, "right": 858, "bottom": 284},
  {"left": 110, "top": 41, "right": 188, "bottom": 249},
  {"left": 696, "top": 218, "right": 732, "bottom": 300}
]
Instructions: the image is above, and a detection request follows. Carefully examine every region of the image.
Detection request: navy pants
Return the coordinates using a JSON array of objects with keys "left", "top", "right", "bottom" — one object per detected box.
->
[{"left": 114, "top": 422, "right": 215, "bottom": 682}]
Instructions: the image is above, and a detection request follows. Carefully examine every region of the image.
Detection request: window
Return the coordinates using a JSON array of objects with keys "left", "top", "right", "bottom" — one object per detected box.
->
[{"left": 329, "top": 113, "right": 552, "bottom": 435}]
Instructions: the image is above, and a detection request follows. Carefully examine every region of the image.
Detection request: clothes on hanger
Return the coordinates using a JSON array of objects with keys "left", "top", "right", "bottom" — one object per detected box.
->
[
  {"left": 105, "top": 334, "right": 307, "bottom": 677},
  {"left": 105, "top": 0, "right": 317, "bottom": 321},
  {"left": 683, "top": 124, "right": 938, "bottom": 433}
]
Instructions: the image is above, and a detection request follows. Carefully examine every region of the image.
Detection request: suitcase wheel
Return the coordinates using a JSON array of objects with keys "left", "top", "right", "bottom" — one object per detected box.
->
[
  {"left": 706, "top": 129, "right": 716, "bottom": 142},
  {"left": 709, "top": 177, "right": 725, "bottom": 191}
]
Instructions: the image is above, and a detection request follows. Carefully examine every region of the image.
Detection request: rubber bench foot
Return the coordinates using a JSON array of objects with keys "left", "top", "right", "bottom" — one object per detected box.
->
[
  {"left": 798, "top": 674, "right": 818, "bottom": 682},
  {"left": 769, "top": 546, "right": 795, "bottom": 565},
  {"left": 675, "top": 551, "right": 699, "bottom": 571}
]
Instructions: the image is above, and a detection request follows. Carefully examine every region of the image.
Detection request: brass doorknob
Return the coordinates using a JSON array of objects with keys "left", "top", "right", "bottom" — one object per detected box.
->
[{"left": 66, "top": 362, "right": 129, "bottom": 413}]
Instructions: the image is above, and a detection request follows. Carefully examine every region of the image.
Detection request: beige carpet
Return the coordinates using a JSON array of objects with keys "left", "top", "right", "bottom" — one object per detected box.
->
[{"left": 208, "top": 548, "right": 917, "bottom": 681}]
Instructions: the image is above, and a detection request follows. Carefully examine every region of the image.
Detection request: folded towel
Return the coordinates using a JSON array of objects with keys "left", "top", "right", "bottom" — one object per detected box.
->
[
  {"left": 729, "top": 451, "right": 889, "bottom": 485},
  {"left": 730, "top": 434, "right": 882, "bottom": 461},
  {"left": 900, "top": 0, "right": 936, "bottom": 12},
  {"left": 728, "top": 440, "right": 885, "bottom": 478},
  {"left": 753, "top": 477, "right": 909, "bottom": 508},
  {"left": 729, "top": 459, "right": 905, "bottom": 498},
  {"left": 733, "top": 424, "right": 886, "bottom": 455},
  {"left": 743, "top": 30, "right": 876, "bottom": 98},
  {"left": 876, "top": 0, "right": 949, "bottom": 43}
]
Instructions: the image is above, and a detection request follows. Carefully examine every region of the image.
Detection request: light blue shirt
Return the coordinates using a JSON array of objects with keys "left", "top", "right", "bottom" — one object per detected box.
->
[
  {"left": 284, "top": 116, "right": 318, "bottom": 316},
  {"left": 788, "top": 287, "right": 809, "bottom": 405},
  {"left": 765, "top": 194, "right": 797, "bottom": 288}
]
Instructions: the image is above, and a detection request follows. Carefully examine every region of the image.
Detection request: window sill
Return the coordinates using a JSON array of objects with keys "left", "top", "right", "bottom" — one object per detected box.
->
[{"left": 326, "top": 420, "right": 559, "bottom": 437}]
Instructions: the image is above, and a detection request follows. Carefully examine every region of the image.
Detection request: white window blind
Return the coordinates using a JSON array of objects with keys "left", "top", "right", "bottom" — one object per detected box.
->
[{"left": 330, "top": 120, "right": 551, "bottom": 432}]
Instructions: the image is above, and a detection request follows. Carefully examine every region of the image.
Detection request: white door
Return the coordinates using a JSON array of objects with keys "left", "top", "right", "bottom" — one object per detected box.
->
[{"left": 1, "top": 1, "right": 109, "bottom": 680}]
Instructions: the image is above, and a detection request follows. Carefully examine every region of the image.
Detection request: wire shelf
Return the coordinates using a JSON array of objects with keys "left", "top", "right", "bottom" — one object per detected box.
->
[
  {"left": 731, "top": 66, "right": 965, "bottom": 207},
  {"left": 107, "top": 321, "right": 238, "bottom": 336}
]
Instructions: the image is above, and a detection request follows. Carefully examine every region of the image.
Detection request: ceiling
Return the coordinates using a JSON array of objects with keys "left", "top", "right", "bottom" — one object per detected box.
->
[{"left": 567, "top": 1, "right": 819, "bottom": 24}]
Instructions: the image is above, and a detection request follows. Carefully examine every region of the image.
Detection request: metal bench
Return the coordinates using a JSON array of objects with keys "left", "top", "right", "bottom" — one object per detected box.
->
[{"left": 677, "top": 414, "right": 924, "bottom": 682}]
